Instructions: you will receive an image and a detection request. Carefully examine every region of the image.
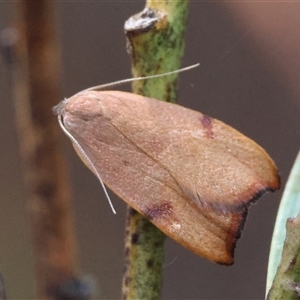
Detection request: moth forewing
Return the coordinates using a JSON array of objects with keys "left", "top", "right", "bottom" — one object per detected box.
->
[{"left": 54, "top": 89, "right": 280, "bottom": 264}]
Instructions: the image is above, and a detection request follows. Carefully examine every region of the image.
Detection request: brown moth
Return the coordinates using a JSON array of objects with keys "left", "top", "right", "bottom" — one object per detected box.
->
[{"left": 54, "top": 69, "right": 280, "bottom": 265}]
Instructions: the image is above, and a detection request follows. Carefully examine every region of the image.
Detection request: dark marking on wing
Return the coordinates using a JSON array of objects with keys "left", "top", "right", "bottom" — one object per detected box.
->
[
  {"left": 200, "top": 114, "right": 214, "bottom": 138},
  {"left": 180, "top": 180, "right": 274, "bottom": 213},
  {"left": 144, "top": 202, "right": 172, "bottom": 220},
  {"left": 224, "top": 207, "right": 248, "bottom": 266}
]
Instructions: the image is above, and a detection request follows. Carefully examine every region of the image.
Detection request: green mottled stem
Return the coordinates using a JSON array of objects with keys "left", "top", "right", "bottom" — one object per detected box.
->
[
  {"left": 122, "top": 209, "right": 166, "bottom": 300},
  {"left": 122, "top": 1, "right": 189, "bottom": 299},
  {"left": 125, "top": 0, "right": 189, "bottom": 103}
]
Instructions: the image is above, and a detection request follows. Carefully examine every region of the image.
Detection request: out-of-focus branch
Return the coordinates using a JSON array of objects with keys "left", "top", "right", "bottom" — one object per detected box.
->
[{"left": 13, "top": 2, "right": 80, "bottom": 299}]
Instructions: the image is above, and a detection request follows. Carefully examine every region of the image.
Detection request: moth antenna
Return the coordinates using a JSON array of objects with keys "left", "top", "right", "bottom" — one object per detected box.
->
[
  {"left": 57, "top": 115, "right": 117, "bottom": 214},
  {"left": 79, "top": 63, "right": 200, "bottom": 93}
]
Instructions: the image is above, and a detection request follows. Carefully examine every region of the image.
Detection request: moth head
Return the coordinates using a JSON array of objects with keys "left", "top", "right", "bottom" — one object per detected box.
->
[
  {"left": 52, "top": 91, "right": 116, "bottom": 214},
  {"left": 53, "top": 91, "right": 107, "bottom": 132}
]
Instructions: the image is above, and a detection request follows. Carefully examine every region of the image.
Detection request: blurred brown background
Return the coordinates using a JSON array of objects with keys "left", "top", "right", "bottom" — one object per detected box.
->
[{"left": 0, "top": 2, "right": 299, "bottom": 299}]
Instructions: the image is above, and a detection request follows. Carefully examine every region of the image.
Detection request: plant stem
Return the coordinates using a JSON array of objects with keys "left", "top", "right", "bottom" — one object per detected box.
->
[
  {"left": 267, "top": 151, "right": 300, "bottom": 299},
  {"left": 122, "top": 1, "right": 189, "bottom": 299}
]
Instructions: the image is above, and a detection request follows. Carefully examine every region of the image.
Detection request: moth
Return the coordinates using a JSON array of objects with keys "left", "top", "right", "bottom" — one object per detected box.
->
[{"left": 54, "top": 66, "right": 280, "bottom": 265}]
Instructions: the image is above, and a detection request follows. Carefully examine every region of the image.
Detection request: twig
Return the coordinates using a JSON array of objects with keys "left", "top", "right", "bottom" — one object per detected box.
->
[{"left": 122, "top": 1, "right": 190, "bottom": 299}]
